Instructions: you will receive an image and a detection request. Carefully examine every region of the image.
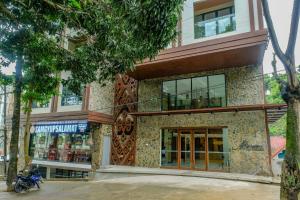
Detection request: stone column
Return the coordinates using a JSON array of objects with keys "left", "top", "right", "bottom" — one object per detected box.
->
[{"left": 91, "top": 124, "right": 102, "bottom": 172}]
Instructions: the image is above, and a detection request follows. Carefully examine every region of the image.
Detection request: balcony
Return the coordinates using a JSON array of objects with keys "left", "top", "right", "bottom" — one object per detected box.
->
[
  {"left": 128, "top": 0, "right": 266, "bottom": 80},
  {"left": 194, "top": 13, "right": 236, "bottom": 39}
]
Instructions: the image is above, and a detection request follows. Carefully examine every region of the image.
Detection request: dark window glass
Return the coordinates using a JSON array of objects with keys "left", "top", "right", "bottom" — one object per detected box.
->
[
  {"left": 194, "top": 6, "right": 236, "bottom": 39},
  {"left": 176, "top": 79, "right": 191, "bottom": 110},
  {"left": 192, "top": 77, "right": 208, "bottom": 108},
  {"left": 61, "top": 85, "right": 83, "bottom": 106},
  {"left": 32, "top": 101, "right": 49, "bottom": 109},
  {"left": 162, "top": 81, "right": 176, "bottom": 111},
  {"left": 29, "top": 132, "right": 92, "bottom": 164},
  {"left": 161, "top": 129, "right": 178, "bottom": 167},
  {"left": 208, "top": 75, "right": 226, "bottom": 107},
  {"left": 161, "top": 74, "right": 226, "bottom": 111}
]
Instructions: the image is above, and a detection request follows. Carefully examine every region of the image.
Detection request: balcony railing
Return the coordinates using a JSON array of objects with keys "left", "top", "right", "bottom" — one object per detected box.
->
[{"left": 194, "top": 14, "right": 236, "bottom": 39}]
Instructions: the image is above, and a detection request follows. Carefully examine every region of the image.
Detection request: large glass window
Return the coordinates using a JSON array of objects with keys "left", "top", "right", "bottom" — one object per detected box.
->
[
  {"left": 208, "top": 75, "right": 226, "bottom": 107},
  {"left": 192, "top": 77, "right": 208, "bottom": 109},
  {"left": 29, "top": 132, "right": 92, "bottom": 164},
  {"left": 176, "top": 79, "right": 191, "bottom": 110},
  {"left": 194, "top": 6, "right": 236, "bottom": 39},
  {"left": 162, "top": 81, "right": 176, "bottom": 110},
  {"left": 61, "top": 85, "right": 83, "bottom": 106},
  {"left": 162, "top": 74, "right": 226, "bottom": 111}
]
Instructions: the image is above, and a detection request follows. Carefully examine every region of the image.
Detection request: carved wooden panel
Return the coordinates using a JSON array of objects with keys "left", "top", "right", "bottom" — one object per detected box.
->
[{"left": 111, "top": 74, "right": 137, "bottom": 165}]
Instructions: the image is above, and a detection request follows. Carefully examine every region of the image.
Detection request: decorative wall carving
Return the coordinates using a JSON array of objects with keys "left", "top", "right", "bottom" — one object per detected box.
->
[{"left": 111, "top": 74, "right": 137, "bottom": 165}]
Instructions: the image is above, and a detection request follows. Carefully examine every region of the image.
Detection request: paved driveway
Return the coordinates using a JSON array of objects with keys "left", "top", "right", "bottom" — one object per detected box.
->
[{"left": 0, "top": 175, "right": 279, "bottom": 200}]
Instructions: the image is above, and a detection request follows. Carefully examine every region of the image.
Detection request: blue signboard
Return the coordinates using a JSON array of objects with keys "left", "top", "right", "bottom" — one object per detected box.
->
[{"left": 32, "top": 120, "right": 89, "bottom": 134}]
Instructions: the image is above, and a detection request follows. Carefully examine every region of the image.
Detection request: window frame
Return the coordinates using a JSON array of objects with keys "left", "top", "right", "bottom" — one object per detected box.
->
[
  {"left": 61, "top": 84, "right": 84, "bottom": 107},
  {"left": 161, "top": 74, "right": 227, "bottom": 111},
  {"left": 194, "top": 6, "right": 236, "bottom": 39}
]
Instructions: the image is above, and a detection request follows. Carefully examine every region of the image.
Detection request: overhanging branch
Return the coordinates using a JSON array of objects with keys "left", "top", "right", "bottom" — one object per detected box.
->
[
  {"left": 272, "top": 53, "right": 286, "bottom": 86},
  {"left": 261, "top": 0, "right": 296, "bottom": 88},
  {"left": 286, "top": 0, "right": 300, "bottom": 58}
]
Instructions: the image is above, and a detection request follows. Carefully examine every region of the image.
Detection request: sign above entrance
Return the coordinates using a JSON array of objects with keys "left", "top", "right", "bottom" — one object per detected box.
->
[{"left": 31, "top": 120, "right": 88, "bottom": 134}]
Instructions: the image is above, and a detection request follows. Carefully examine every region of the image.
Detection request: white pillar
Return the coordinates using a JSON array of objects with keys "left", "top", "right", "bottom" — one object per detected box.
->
[{"left": 181, "top": 0, "right": 195, "bottom": 45}]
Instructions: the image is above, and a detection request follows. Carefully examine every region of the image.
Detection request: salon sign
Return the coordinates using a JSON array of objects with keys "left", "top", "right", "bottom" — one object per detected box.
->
[{"left": 31, "top": 120, "right": 88, "bottom": 134}]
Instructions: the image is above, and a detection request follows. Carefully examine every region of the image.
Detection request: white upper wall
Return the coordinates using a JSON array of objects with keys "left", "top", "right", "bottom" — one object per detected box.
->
[{"left": 181, "top": 0, "right": 255, "bottom": 46}]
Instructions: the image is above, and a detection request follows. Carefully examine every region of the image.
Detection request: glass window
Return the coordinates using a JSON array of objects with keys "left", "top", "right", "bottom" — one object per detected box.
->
[
  {"left": 192, "top": 77, "right": 208, "bottom": 109},
  {"left": 161, "top": 129, "right": 178, "bottom": 167},
  {"left": 32, "top": 101, "right": 49, "bottom": 109},
  {"left": 176, "top": 79, "right": 191, "bottom": 110},
  {"left": 161, "top": 74, "right": 226, "bottom": 111},
  {"left": 29, "top": 132, "right": 92, "bottom": 164},
  {"left": 194, "top": 6, "right": 236, "bottom": 39},
  {"left": 208, "top": 75, "right": 226, "bottom": 107},
  {"left": 162, "top": 81, "right": 176, "bottom": 111},
  {"left": 61, "top": 85, "right": 83, "bottom": 106}
]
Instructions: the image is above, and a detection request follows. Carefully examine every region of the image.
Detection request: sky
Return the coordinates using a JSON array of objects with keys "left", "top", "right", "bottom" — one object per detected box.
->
[
  {"left": 2, "top": 1, "right": 300, "bottom": 75},
  {"left": 263, "top": 0, "right": 300, "bottom": 74}
]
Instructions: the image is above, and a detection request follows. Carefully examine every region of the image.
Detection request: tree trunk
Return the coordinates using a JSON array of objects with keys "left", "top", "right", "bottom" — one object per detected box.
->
[
  {"left": 6, "top": 55, "right": 23, "bottom": 191},
  {"left": 91, "top": 125, "right": 102, "bottom": 172},
  {"left": 23, "top": 98, "right": 33, "bottom": 170},
  {"left": 280, "top": 99, "right": 300, "bottom": 200}
]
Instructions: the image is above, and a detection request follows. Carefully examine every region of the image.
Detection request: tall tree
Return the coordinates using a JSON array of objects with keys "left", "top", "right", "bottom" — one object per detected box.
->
[
  {"left": 0, "top": 0, "right": 184, "bottom": 191},
  {"left": 21, "top": 33, "right": 61, "bottom": 168},
  {"left": 261, "top": 0, "right": 300, "bottom": 199}
]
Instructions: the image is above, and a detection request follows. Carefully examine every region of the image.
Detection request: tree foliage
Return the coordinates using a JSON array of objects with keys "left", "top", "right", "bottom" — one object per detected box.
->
[{"left": 0, "top": 0, "right": 184, "bottom": 191}]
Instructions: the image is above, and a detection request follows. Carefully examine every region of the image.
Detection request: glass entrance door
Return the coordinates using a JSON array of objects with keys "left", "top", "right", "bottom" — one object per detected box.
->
[
  {"left": 193, "top": 129, "right": 207, "bottom": 170},
  {"left": 180, "top": 130, "right": 191, "bottom": 168},
  {"left": 161, "top": 128, "right": 228, "bottom": 171}
]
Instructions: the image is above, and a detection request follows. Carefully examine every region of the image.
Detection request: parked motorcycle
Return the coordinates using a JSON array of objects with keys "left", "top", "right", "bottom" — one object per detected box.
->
[{"left": 14, "top": 168, "right": 43, "bottom": 193}]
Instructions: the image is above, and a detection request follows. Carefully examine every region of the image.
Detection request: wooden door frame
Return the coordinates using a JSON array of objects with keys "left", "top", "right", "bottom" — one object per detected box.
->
[{"left": 162, "top": 127, "right": 226, "bottom": 172}]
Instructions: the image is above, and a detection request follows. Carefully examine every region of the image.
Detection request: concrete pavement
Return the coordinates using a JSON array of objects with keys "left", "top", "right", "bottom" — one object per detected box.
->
[{"left": 0, "top": 174, "right": 279, "bottom": 200}]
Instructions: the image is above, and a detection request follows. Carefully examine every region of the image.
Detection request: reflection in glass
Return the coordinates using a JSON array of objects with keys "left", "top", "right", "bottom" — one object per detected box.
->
[
  {"left": 208, "top": 75, "right": 226, "bottom": 107},
  {"left": 161, "top": 129, "right": 178, "bottom": 167},
  {"left": 192, "top": 77, "right": 208, "bottom": 108},
  {"left": 176, "top": 79, "right": 191, "bottom": 110},
  {"left": 162, "top": 81, "right": 176, "bottom": 110},
  {"left": 208, "top": 129, "right": 224, "bottom": 171},
  {"left": 61, "top": 85, "right": 83, "bottom": 106},
  {"left": 194, "top": 6, "right": 236, "bottom": 39},
  {"left": 194, "top": 129, "right": 206, "bottom": 170},
  {"left": 29, "top": 132, "right": 92, "bottom": 164},
  {"left": 180, "top": 131, "right": 191, "bottom": 168}
]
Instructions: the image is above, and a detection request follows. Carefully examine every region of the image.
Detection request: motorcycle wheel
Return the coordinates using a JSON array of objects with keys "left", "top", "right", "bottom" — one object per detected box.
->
[
  {"left": 14, "top": 182, "right": 24, "bottom": 193},
  {"left": 36, "top": 182, "right": 40, "bottom": 189}
]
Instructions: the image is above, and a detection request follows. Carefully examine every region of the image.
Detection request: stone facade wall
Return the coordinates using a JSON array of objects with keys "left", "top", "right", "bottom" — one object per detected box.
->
[
  {"left": 135, "top": 111, "right": 271, "bottom": 176},
  {"left": 136, "top": 65, "right": 271, "bottom": 175},
  {"left": 138, "top": 65, "right": 264, "bottom": 112},
  {"left": 89, "top": 82, "right": 114, "bottom": 115}
]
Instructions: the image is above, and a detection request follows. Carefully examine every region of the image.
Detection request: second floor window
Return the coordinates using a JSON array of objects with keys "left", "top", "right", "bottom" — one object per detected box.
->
[
  {"left": 194, "top": 6, "right": 236, "bottom": 39},
  {"left": 32, "top": 101, "right": 49, "bottom": 109},
  {"left": 61, "top": 85, "right": 83, "bottom": 106},
  {"left": 162, "top": 74, "right": 226, "bottom": 111}
]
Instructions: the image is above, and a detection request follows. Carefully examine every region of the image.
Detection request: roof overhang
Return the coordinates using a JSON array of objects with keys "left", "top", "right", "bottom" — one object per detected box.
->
[
  {"left": 129, "top": 30, "right": 268, "bottom": 80},
  {"left": 10, "top": 111, "right": 114, "bottom": 125}
]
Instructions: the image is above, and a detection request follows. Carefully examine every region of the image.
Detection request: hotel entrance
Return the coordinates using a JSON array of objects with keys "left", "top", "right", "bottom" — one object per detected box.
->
[{"left": 161, "top": 128, "right": 230, "bottom": 171}]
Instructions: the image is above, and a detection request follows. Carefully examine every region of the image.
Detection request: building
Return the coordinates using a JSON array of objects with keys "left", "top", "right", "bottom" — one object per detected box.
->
[
  {"left": 6, "top": 0, "right": 286, "bottom": 178},
  {"left": 110, "top": 0, "right": 284, "bottom": 176},
  {"left": 6, "top": 72, "right": 114, "bottom": 178},
  {"left": 270, "top": 136, "right": 286, "bottom": 176}
]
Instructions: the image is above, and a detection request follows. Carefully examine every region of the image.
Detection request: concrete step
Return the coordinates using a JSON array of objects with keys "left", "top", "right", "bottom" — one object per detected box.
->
[{"left": 96, "top": 165, "right": 281, "bottom": 185}]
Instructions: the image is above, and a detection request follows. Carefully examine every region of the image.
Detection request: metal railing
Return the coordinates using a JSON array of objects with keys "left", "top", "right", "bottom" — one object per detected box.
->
[{"left": 194, "top": 14, "right": 236, "bottom": 39}]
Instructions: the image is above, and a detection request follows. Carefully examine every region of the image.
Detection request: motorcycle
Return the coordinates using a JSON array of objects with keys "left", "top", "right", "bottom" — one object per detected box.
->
[{"left": 14, "top": 168, "right": 43, "bottom": 193}]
